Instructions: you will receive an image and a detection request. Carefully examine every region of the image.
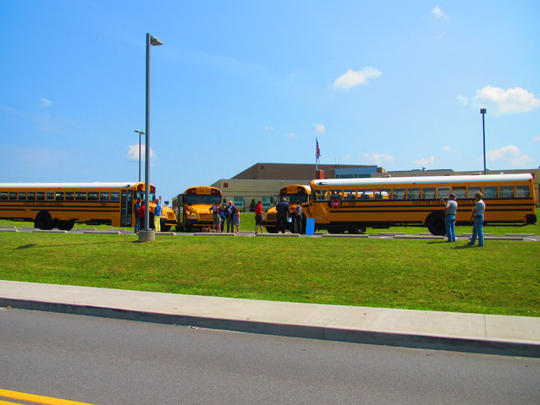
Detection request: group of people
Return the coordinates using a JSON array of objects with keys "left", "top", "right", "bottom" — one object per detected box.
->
[
  {"left": 209, "top": 200, "right": 243, "bottom": 234},
  {"left": 440, "top": 192, "right": 486, "bottom": 246},
  {"left": 275, "top": 198, "right": 303, "bottom": 234},
  {"left": 134, "top": 197, "right": 162, "bottom": 233}
]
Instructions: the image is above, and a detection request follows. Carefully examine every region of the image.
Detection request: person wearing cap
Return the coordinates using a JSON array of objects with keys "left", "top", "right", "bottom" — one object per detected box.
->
[
  {"left": 468, "top": 192, "right": 486, "bottom": 247},
  {"left": 440, "top": 193, "right": 458, "bottom": 242}
]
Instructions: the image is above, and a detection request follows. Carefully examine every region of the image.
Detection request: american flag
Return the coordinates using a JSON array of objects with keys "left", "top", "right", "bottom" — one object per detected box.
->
[{"left": 316, "top": 138, "right": 321, "bottom": 161}]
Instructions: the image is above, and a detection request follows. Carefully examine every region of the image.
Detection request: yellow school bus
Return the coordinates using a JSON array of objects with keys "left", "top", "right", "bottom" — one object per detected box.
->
[
  {"left": 0, "top": 182, "right": 177, "bottom": 231},
  {"left": 176, "top": 186, "right": 222, "bottom": 231},
  {"left": 305, "top": 174, "right": 537, "bottom": 235},
  {"left": 263, "top": 184, "right": 311, "bottom": 233}
]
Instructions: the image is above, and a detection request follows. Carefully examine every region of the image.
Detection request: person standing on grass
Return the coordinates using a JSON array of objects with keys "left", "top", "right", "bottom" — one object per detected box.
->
[
  {"left": 139, "top": 200, "right": 146, "bottom": 231},
  {"left": 294, "top": 200, "right": 303, "bottom": 234},
  {"left": 220, "top": 204, "right": 226, "bottom": 233},
  {"left": 276, "top": 198, "right": 291, "bottom": 234},
  {"left": 226, "top": 201, "right": 236, "bottom": 233},
  {"left": 440, "top": 193, "right": 457, "bottom": 242},
  {"left": 255, "top": 200, "right": 264, "bottom": 234},
  {"left": 153, "top": 198, "right": 162, "bottom": 232},
  {"left": 134, "top": 197, "right": 142, "bottom": 233},
  {"left": 209, "top": 201, "right": 221, "bottom": 233},
  {"left": 468, "top": 192, "right": 485, "bottom": 247},
  {"left": 233, "top": 207, "right": 241, "bottom": 234}
]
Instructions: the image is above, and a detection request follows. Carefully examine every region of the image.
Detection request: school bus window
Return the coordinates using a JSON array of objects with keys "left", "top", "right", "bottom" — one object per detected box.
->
[
  {"left": 111, "top": 192, "right": 120, "bottom": 202},
  {"left": 46, "top": 192, "right": 55, "bottom": 200},
  {"left": 313, "top": 190, "right": 327, "bottom": 201},
  {"left": 27, "top": 192, "right": 35, "bottom": 201},
  {"left": 516, "top": 185, "right": 530, "bottom": 198},
  {"left": 356, "top": 189, "right": 372, "bottom": 200},
  {"left": 75, "top": 192, "right": 87, "bottom": 201},
  {"left": 393, "top": 188, "right": 406, "bottom": 200},
  {"left": 100, "top": 192, "right": 109, "bottom": 201},
  {"left": 344, "top": 189, "right": 356, "bottom": 200},
  {"left": 437, "top": 187, "right": 450, "bottom": 198},
  {"left": 330, "top": 190, "right": 342, "bottom": 200},
  {"left": 422, "top": 188, "right": 436, "bottom": 199},
  {"left": 408, "top": 188, "right": 420, "bottom": 199},
  {"left": 375, "top": 189, "right": 390, "bottom": 200},
  {"left": 468, "top": 186, "right": 481, "bottom": 198},
  {"left": 18, "top": 192, "right": 26, "bottom": 201},
  {"left": 9, "top": 192, "right": 17, "bottom": 201},
  {"left": 452, "top": 187, "right": 466, "bottom": 199},
  {"left": 0, "top": 192, "right": 7, "bottom": 201},
  {"left": 484, "top": 186, "right": 498, "bottom": 198},
  {"left": 37, "top": 192, "right": 45, "bottom": 201},
  {"left": 88, "top": 192, "right": 99, "bottom": 201},
  {"left": 65, "top": 192, "right": 74, "bottom": 201},
  {"left": 500, "top": 186, "right": 514, "bottom": 198},
  {"left": 55, "top": 192, "right": 64, "bottom": 201}
]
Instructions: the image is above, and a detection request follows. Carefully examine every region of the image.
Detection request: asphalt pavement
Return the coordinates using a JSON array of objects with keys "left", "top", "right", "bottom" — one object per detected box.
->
[{"left": 1, "top": 280, "right": 539, "bottom": 358}]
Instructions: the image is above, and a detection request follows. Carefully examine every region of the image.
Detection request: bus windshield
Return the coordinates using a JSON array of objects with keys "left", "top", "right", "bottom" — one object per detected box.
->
[
  {"left": 185, "top": 195, "right": 221, "bottom": 205},
  {"left": 281, "top": 192, "right": 309, "bottom": 204},
  {"left": 135, "top": 191, "right": 156, "bottom": 202}
]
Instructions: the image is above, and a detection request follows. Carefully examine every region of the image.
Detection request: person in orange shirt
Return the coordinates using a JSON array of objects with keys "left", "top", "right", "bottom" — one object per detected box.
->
[{"left": 255, "top": 200, "right": 264, "bottom": 234}]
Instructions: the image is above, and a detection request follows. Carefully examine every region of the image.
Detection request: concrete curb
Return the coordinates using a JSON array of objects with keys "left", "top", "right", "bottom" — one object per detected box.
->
[
  {"left": 1, "top": 296, "right": 539, "bottom": 358},
  {"left": 84, "top": 230, "right": 122, "bottom": 235},
  {"left": 33, "top": 230, "right": 67, "bottom": 234},
  {"left": 321, "top": 234, "right": 370, "bottom": 238},
  {"left": 394, "top": 235, "right": 445, "bottom": 240}
]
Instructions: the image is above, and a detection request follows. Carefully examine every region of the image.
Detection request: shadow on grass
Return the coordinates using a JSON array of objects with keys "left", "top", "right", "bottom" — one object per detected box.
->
[{"left": 15, "top": 241, "right": 132, "bottom": 249}]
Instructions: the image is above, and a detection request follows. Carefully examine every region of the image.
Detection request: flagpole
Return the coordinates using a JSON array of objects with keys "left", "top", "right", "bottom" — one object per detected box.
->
[{"left": 315, "top": 138, "right": 318, "bottom": 173}]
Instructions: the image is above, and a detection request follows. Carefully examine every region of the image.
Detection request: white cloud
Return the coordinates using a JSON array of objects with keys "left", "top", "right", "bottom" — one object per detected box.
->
[
  {"left": 431, "top": 6, "right": 450, "bottom": 20},
  {"left": 457, "top": 94, "right": 468, "bottom": 106},
  {"left": 40, "top": 98, "right": 52, "bottom": 107},
  {"left": 362, "top": 152, "right": 395, "bottom": 164},
  {"left": 443, "top": 146, "right": 461, "bottom": 154},
  {"left": 413, "top": 156, "right": 435, "bottom": 167},
  {"left": 127, "top": 144, "right": 156, "bottom": 161},
  {"left": 264, "top": 125, "right": 274, "bottom": 131},
  {"left": 330, "top": 67, "right": 382, "bottom": 90},
  {"left": 314, "top": 123, "right": 325, "bottom": 134},
  {"left": 287, "top": 133, "right": 296, "bottom": 141},
  {"left": 342, "top": 154, "right": 353, "bottom": 161},
  {"left": 486, "top": 145, "right": 533, "bottom": 166},
  {"left": 532, "top": 135, "right": 540, "bottom": 142},
  {"left": 474, "top": 86, "right": 540, "bottom": 114}
]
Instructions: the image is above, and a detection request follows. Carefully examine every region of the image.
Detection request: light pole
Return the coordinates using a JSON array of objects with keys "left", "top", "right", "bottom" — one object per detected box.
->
[
  {"left": 134, "top": 130, "right": 145, "bottom": 182},
  {"left": 143, "top": 33, "right": 163, "bottom": 233},
  {"left": 480, "top": 108, "right": 487, "bottom": 175}
]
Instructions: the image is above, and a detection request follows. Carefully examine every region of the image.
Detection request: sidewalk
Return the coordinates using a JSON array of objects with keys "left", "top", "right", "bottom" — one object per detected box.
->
[{"left": 1, "top": 280, "right": 539, "bottom": 358}]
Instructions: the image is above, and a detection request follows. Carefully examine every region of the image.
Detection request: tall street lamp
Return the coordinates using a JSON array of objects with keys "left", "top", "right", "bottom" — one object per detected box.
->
[
  {"left": 143, "top": 33, "right": 163, "bottom": 233},
  {"left": 480, "top": 108, "right": 487, "bottom": 175},
  {"left": 134, "top": 129, "right": 145, "bottom": 182}
]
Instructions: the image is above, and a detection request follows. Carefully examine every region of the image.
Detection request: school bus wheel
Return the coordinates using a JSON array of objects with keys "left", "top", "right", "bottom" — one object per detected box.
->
[
  {"left": 34, "top": 211, "right": 53, "bottom": 230},
  {"left": 427, "top": 213, "right": 446, "bottom": 236},
  {"left": 57, "top": 220, "right": 75, "bottom": 231}
]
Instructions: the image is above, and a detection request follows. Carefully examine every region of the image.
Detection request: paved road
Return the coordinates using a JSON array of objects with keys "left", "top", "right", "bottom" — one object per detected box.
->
[{"left": 1, "top": 308, "right": 539, "bottom": 405}]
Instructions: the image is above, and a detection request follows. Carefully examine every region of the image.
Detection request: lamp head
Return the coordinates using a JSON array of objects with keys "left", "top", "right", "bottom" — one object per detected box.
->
[
  {"left": 150, "top": 36, "right": 163, "bottom": 46},
  {"left": 480, "top": 108, "right": 487, "bottom": 114}
]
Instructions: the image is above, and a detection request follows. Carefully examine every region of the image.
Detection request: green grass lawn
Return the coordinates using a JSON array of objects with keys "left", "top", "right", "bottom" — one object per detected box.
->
[{"left": 1, "top": 231, "right": 538, "bottom": 317}]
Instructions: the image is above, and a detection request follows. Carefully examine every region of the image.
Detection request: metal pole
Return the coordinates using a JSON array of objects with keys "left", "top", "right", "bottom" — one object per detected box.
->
[
  {"left": 144, "top": 33, "right": 151, "bottom": 231},
  {"left": 481, "top": 108, "right": 487, "bottom": 175},
  {"left": 138, "top": 131, "right": 142, "bottom": 182}
]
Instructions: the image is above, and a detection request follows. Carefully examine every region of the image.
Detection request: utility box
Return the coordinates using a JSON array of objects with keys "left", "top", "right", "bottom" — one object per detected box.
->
[{"left": 306, "top": 218, "right": 315, "bottom": 235}]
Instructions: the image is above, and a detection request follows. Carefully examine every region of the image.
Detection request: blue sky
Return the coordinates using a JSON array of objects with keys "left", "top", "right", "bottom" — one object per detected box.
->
[{"left": 1, "top": 0, "right": 539, "bottom": 202}]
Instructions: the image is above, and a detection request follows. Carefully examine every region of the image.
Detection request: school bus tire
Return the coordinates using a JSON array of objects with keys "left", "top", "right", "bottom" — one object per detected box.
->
[
  {"left": 58, "top": 221, "right": 75, "bottom": 231},
  {"left": 161, "top": 224, "right": 171, "bottom": 232},
  {"left": 266, "top": 226, "right": 278, "bottom": 233},
  {"left": 35, "top": 211, "right": 53, "bottom": 230},
  {"left": 427, "top": 214, "right": 446, "bottom": 236},
  {"left": 347, "top": 226, "right": 366, "bottom": 234}
]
